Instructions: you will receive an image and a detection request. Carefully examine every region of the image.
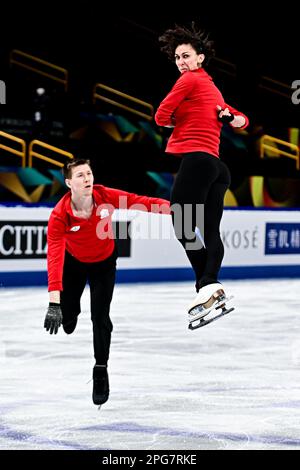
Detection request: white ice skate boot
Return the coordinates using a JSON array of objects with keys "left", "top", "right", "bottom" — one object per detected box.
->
[
  {"left": 188, "top": 283, "right": 230, "bottom": 323},
  {"left": 188, "top": 282, "right": 233, "bottom": 329}
]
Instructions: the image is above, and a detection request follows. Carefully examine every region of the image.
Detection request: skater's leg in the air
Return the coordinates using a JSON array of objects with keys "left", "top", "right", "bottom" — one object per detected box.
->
[
  {"left": 171, "top": 156, "right": 232, "bottom": 327},
  {"left": 197, "top": 166, "right": 230, "bottom": 289},
  {"left": 170, "top": 153, "right": 217, "bottom": 288},
  {"left": 188, "top": 178, "right": 230, "bottom": 321}
]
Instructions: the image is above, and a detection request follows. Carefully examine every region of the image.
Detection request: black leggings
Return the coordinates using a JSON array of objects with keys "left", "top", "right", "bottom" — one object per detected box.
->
[
  {"left": 60, "top": 249, "right": 117, "bottom": 365},
  {"left": 170, "top": 152, "right": 231, "bottom": 290}
]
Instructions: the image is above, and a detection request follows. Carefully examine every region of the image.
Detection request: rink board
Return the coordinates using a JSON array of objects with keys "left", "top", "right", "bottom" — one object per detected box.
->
[{"left": 0, "top": 204, "right": 300, "bottom": 286}]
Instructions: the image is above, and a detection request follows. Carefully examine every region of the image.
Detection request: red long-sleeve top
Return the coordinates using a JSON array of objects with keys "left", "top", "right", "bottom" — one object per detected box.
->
[
  {"left": 155, "top": 68, "right": 249, "bottom": 157},
  {"left": 47, "top": 184, "right": 170, "bottom": 291}
]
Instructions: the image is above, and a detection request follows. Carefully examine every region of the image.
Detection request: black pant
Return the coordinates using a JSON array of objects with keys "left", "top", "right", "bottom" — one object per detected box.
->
[
  {"left": 170, "top": 152, "right": 231, "bottom": 290},
  {"left": 60, "top": 248, "right": 117, "bottom": 365}
]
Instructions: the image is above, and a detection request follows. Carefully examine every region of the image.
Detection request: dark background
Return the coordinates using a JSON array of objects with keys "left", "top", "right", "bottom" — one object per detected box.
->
[
  {"left": 0, "top": 4, "right": 299, "bottom": 199},
  {"left": 1, "top": 5, "right": 298, "bottom": 108}
]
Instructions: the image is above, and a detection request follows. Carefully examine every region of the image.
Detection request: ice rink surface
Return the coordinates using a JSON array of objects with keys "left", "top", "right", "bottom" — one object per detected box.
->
[{"left": 1, "top": 278, "right": 300, "bottom": 450}]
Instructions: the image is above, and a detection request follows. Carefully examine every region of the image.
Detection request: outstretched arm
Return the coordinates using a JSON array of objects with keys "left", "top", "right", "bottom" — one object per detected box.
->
[
  {"left": 47, "top": 213, "right": 66, "bottom": 293},
  {"left": 49, "top": 290, "right": 60, "bottom": 303},
  {"left": 100, "top": 186, "right": 170, "bottom": 214},
  {"left": 44, "top": 213, "right": 65, "bottom": 334}
]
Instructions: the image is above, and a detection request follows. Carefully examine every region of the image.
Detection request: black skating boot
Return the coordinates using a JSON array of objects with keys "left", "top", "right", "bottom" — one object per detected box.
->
[{"left": 93, "top": 365, "right": 109, "bottom": 405}]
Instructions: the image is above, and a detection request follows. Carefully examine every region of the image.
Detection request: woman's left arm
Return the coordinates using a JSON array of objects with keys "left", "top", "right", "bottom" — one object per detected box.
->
[{"left": 224, "top": 103, "right": 249, "bottom": 129}]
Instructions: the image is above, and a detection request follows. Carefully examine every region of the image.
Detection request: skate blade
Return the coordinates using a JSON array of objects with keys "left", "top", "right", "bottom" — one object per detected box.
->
[
  {"left": 214, "top": 295, "right": 234, "bottom": 310},
  {"left": 188, "top": 294, "right": 233, "bottom": 322},
  {"left": 188, "top": 305, "right": 213, "bottom": 323},
  {"left": 189, "top": 306, "right": 234, "bottom": 330},
  {"left": 98, "top": 405, "right": 102, "bottom": 411}
]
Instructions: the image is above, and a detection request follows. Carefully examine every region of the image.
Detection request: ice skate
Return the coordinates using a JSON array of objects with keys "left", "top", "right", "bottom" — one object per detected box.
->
[
  {"left": 93, "top": 365, "right": 109, "bottom": 406},
  {"left": 188, "top": 283, "right": 234, "bottom": 330}
]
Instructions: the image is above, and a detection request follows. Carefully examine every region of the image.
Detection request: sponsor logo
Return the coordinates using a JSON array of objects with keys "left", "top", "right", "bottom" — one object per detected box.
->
[
  {"left": 222, "top": 228, "right": 259, "bottom": 250},
  {"left": 70, "top": 225, "right": 80, "bottom": 232},
  {"left": 0, "top": 222, "right": 47, "bottom": 259},
  {"left": 265, "top": 223, "right": 300, "bottom": 254},
  {"left": 99, "top": 208, "right": 110, "bottom": 219},
  {"left": 0, "top": 221, "right": 130, "bottom": 258}
]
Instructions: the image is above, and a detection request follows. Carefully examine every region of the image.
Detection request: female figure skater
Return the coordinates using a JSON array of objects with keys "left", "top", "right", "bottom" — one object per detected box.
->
[{"left": 155, "top": 23, "right": 249, "bottom": 327}]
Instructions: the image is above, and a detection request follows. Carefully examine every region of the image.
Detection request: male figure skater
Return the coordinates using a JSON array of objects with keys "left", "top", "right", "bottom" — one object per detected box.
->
[{"left": 44, "top": 158, "right": 170, "bottom": 405}]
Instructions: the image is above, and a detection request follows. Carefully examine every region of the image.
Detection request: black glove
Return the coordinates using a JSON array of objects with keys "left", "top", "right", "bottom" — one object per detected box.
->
[
  {"left": 217, "top": 109, "right": 235, "bottom": 123},
  {"left": 44, "top": 303, "right": 62, "bottom": 335}
]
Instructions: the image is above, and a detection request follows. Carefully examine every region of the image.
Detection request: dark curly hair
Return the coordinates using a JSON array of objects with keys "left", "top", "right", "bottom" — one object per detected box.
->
[{"left": 159, "top": 22, "right": 215, "bottom": 67}]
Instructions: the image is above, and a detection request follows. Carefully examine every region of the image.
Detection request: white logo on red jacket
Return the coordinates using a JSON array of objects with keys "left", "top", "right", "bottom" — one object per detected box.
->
[
  {"left": 99, "top": 209, "right": 110, "bottom": 219},
  {"left": 70, "top": 225, "right": 81, "bottom": 232}
]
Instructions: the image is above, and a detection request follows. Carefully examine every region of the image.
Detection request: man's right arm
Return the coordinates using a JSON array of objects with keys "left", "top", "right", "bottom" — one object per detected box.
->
[
  {"left": 47, "top": 213, "right": 66, "bottom": 293},
  {"left": 44, "top": 213, "right": 66, "bottom": 334},
  {"left": 49, "top": 290, "right": 60, "bottom": 303}
]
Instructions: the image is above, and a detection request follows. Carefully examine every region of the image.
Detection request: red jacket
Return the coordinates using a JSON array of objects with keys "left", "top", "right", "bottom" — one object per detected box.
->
[
  {"left": 155, "top": 68, "right": 249, "bottom": 157},
  {"left": 47, "top": 185, "right": 170, "bottom": 291}
]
